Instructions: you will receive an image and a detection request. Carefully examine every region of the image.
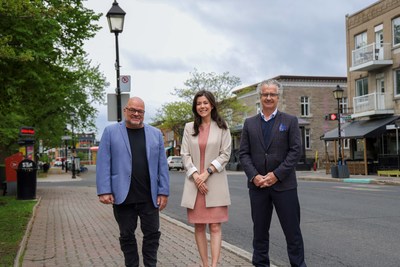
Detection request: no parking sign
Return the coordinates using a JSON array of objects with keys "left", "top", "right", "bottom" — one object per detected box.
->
[{"left": 120, "top": 75, "right": 131, "bottom": 92}]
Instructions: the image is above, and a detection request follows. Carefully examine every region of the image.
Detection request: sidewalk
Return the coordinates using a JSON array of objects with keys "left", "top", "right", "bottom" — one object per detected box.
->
[
  {"left": 18, "top": 169, "right": 399, "bottom": 267},
  {"left": 19, "top": 171, "right": 253, "bottom": 267},
  {"left": 295, "top": 169, "right": 400, "bottom": 186}
]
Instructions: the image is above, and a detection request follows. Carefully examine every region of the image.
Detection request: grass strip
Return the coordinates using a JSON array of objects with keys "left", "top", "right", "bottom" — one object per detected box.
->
[{"left": 0, "top": 196, "right": 36, "bottom": 267}]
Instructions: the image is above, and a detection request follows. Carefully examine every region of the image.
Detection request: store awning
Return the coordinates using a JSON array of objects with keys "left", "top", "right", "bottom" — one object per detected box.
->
[{"left": 321, "top": 115, "right": 399, "bottom": 141}]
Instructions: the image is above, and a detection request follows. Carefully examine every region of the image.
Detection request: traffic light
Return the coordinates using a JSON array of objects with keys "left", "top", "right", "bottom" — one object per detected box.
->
[{"left": 325, "top": 113, "right": 338, "bottom": 121}]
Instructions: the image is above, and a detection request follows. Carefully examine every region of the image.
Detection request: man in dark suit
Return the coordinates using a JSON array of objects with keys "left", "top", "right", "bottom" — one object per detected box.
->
[{"left": 239, "top": 79, "right": 307, "bottom": 267}]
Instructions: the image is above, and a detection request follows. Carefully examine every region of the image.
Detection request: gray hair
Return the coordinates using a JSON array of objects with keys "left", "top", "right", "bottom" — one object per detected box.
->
[{"left": 256, "top": 79, "right": 282, "bottom": 95}]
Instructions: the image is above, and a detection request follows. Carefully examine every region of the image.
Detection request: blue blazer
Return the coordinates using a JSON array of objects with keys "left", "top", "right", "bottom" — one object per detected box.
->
[
  {"left": 239, "top": 111, "right": 301, "bottom": 191},
  {"left": 96, "top": 121, "right": 170, "bottom": 206}
]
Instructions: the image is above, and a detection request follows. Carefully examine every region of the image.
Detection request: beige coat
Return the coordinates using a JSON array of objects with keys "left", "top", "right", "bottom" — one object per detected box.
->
[{"left": 180, "top": 121, "right": 231, "bottom": 209}]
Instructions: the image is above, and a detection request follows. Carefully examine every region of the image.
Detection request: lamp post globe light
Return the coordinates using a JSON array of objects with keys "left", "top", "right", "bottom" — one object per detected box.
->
[
  {"left": 332, "top": 85, "right": 349, "bottom": 178},
  {"left": 107, "top": 0, "right": 126, "bottom": 122}
]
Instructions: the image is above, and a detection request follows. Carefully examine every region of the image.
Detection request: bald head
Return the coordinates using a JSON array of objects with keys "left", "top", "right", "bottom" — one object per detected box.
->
[
  {"left": 124, "top": 97, "right": 145, "bottom": 129},
  {"left": 127, "top": 97, "right": 145, "bottom": 109}
]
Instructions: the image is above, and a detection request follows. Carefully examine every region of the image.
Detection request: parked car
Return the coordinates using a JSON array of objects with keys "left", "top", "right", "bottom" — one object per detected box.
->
[
  {"left": 167, "top": 156, "right": 183, "bottom": 171},
  {"left": 54, "top": 161, "right": 62, "bottom": 167}
]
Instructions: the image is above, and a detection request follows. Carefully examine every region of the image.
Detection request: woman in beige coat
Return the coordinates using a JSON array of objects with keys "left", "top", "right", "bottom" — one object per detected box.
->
[{"left": 181, "top": 90, "right": 231, "bottom": 267}]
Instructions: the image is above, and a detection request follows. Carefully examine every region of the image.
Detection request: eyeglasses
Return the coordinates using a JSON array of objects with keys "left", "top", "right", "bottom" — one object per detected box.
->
[
  {"left": 125, "top": 107, "right": 145, "bottom": 115},
  {"left": 260, "top": 93, "right": 279, "bottom": 98}
]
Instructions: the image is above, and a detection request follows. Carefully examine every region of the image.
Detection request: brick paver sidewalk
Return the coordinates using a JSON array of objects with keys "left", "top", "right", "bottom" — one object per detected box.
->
[{"left": 21, "top": 186, "right": 252, "bottom": 267}]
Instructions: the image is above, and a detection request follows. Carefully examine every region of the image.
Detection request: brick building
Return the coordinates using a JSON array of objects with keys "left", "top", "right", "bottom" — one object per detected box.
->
[
  {"left": 232, "top": 75, "right": 348, "bottom": 170},
  {"left": 322, "top": 0, "right": 400, "bottom": 175}
]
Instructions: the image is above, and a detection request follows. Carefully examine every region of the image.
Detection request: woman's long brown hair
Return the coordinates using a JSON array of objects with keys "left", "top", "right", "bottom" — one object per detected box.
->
[{"left": 191, "top": 90, "right": 227, "bottom": 136}]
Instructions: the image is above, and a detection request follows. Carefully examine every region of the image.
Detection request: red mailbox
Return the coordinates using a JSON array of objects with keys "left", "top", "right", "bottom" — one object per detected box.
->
[{"left": 5, "top": 152, "right": 24, "bottom": 182}]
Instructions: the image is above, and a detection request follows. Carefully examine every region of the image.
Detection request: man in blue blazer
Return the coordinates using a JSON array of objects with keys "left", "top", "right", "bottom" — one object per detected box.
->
[
  {"left": 239, "top": 80, "right": 307, "bottom": 267},
  {"left": 96, "top": 96, "right": 169, "bottom": 267}
]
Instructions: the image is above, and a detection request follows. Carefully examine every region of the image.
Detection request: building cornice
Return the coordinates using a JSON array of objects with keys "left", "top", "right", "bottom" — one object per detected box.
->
[
  {"left": 346, "top": 0, "right": 400, "bottom": 29},
  {"left": 233, "top": 75, "right": 347, "bottom": 94}
]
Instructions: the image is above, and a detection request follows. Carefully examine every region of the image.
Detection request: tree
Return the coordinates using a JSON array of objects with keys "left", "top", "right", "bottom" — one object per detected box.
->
[
  {"left": 155, "top": 69, "right": 248, "bottom": 141},
  {"left": 154, "top": 101, "right": 192, "bottom": 138},
  {"left": 0, "top": 0, "right": 108, "bottom": 161}
]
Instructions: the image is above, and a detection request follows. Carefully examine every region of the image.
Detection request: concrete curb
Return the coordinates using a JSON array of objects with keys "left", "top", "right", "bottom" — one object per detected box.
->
[
  {"left": 160, "top": 213, "right": 254, "bottom": 263},
  {"left": 14, "top": 196, "right": 41, "bottom": 267},
  {"left": 298, "top": 176, "right": 400, "bottom": 186}
]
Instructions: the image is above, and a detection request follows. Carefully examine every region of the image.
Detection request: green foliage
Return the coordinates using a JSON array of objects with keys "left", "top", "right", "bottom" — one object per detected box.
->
[
  {"left": 155, "top": 101, "right": 192, "bottom": 138},
  {"left": 39, "top": 154, "right": 50, "bottom": 163},
  {"left": 77, "top": 151, "right": 86, "bottom": 161},
  {"left": 173, "top": 68, "right": 241, "bottom": 103},
  {"left": 0, "top": 0, "right": 109, "bottom": 161},
  {"left": 0, "top": 197, "right": 37, "bottom": 266},
  {"left": 155, "top": 69, "right": 249, "bottom": 141}
]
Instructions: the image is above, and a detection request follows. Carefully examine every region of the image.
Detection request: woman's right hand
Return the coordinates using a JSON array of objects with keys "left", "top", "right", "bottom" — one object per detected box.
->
[
  {"left": 197, "top": 182, "right": 208, "bottom": 194},
  {"left": 195, "top": 174, "right": 208, "bottom": 194}
]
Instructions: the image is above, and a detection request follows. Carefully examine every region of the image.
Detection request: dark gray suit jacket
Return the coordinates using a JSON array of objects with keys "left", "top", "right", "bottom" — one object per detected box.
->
[{"left": 239, "top": 111, "right": 301, "bottom": 191}]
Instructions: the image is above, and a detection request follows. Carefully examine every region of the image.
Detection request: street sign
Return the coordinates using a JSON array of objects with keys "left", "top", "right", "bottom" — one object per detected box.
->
[
  {"left": 19, "top": 127, "right": 35, "bottom": 136},
  {"left": 62, "top": 135, "right": 72, "bottom": 140},
  {"left": 120, "top": 75, "right": 131, "bottom": 92},
  {"left": 18, "top": 126, "right": 35, "bottom": 145},
  {"left": 107, "top": 93, "right": 130, "bottom": 121},
  {"left": 39, "top": 139, "right": 43, "bottom": 153}
]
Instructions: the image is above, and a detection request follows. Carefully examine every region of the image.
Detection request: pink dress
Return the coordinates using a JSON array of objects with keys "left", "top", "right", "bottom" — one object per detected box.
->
[{"left": 187, "top": 124, "right": 228, "bottom": 224}]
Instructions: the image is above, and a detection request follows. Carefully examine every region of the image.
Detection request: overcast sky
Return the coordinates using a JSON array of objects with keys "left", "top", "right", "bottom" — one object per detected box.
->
[{"left": 83, "top": 0, "right": 378, "bottom": 139}]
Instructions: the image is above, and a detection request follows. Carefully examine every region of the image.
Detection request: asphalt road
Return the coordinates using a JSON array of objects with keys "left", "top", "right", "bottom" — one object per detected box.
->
[
  {"left": 164, "top": 170, "right": 400, "bottom": 267},
  {"left": 47, "top": 167, "right": 400, "bottom": 267}
]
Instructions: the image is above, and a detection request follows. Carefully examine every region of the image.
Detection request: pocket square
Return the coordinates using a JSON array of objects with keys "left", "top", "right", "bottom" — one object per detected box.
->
[{"left": 279, "top": 123, "right": 287, "bottom": 131}]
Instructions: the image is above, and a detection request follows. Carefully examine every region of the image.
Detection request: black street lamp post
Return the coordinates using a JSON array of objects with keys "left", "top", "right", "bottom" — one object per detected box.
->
[
  {"left": 107, "top": 0, "right": 126, "bottom": 122},
  {"left": 333, "top": 85, "right": 344, "bottom": 165},
  {"left": 332, "top": 85, "right": 349, "bottom": 178},
  {"left": 64, "top": 127, "right": 68, "bottom": 173},
  {"left": 70, "top": 112, "right": 76, "bottom": 179}
]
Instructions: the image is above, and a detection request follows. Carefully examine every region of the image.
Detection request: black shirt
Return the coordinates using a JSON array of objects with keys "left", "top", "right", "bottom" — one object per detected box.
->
[{"left": 123, "top": 127, "right": 152, "bottom": 204}]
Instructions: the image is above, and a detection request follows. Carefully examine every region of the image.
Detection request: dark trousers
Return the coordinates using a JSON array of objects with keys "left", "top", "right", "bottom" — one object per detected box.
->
[
  {"left": 113, "top": 202, "right": 161, "bottom": 267},
  {"left": 249, "top": 188, "right": 306, "bottom": 267}
]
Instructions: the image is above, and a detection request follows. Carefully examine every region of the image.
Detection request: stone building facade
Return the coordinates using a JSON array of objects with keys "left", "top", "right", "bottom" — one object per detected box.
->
[{"left": 232, "top": 75, "right": 348, "bottom": 170}]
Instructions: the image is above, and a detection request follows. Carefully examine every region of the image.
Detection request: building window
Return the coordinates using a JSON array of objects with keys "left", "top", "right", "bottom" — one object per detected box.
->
[
  {"left": 304, "top": 128, "right": 311, "bottom": 149},
  {"left": 339, "top": 97, "right": 348, "bottom": 114},
  {"left": 355, "top": 32, "right": 367, "bottom": 49},
  {"left": 300, "top": 96, "right": 310, "bottom": 117},
  {"left": 376, "top": 74, "right": 385, "bottom": 93},
  {"left": 393, "top": 17, "right": 400, "bottom": 46},
  {"left": 256, "top": 102, "right": 261, "bottom": 114},
  {"left": 343, "top": 139, "right": 349, "bottom": 149},
  {"left": 356, "top": 78, "right": 368, "bottom": 96},
  {"left": 394, "top": 69, "right": 400, "bottom": 96}
]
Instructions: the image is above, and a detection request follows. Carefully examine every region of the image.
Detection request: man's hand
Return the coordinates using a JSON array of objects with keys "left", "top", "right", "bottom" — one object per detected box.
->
[
  {"left": 99, "top": 194, "right": 114, "bottom": 205},
  {"left": 254, "top": 172, "right": 278, "bottom": 188},
  {"left": 157, "top": 195, "right": 168, "bottom": 211}
]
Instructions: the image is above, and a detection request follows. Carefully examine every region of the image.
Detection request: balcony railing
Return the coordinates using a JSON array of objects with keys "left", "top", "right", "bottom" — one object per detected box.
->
[
  {"left": 352, "top": 92, "right": 393, "bottom": 117},
  {"left": 350, "top": 43, "right": 392, "bottom": 72}
]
